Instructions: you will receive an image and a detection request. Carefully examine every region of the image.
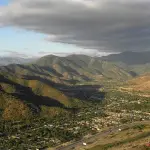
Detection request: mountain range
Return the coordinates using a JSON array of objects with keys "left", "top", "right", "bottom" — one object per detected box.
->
[
  {"left": 101, "top": 51, "right": 150, "bottom": 75},
  {"left": 101, "top": 51, "right": 150, "bottom": 65},
  {"left": 0, "top": 56, "right": 36, "bottom": 66},
  {"left": 0, "top": 51, "right": 150, "bottom": 120}
]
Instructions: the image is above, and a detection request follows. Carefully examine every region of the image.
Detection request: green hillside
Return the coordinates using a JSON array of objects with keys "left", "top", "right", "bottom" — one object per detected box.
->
[
  {"left": 35, "top": 54, "right": 134, "bottom": 81},
  {"left": 100, "top": 51, "right": 150, "bottom": 77},
  {"left": 0, "top": 73, "right": 80, "bottom": 121},
  {"left": 0, "top": 53, "right": 149, "bottom": 122},
  {"left": 0, "top": 54, "right": 150, "bottom": 149}
]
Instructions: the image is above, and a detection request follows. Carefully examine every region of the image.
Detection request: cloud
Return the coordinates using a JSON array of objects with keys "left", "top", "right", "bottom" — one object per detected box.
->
[
  {"left": 1, "top": 0, "right": 150, "bottom": 52},
  {"left": 38, "top": 49, "right": 112, "bottom": 57}
]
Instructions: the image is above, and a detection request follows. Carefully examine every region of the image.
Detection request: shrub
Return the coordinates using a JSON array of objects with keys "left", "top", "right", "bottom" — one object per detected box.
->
[
  {"left": 40, "top": 106, "right": 68, "bottom": 118},
  {"left": 2, "top": 100, "right": 32, "bottom": 121}
]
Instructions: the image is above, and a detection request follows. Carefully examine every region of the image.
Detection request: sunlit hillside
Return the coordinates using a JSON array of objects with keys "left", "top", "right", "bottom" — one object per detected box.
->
[{"left": 120, "top": 74, "right": 150, "bottom": 92}]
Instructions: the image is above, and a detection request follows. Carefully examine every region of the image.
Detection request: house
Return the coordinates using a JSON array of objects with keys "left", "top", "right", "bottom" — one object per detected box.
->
[
  {"left": 83, "top": 142, "right": 87, "bottom": 146},
  {"left": 145, "top": 143, "right": 150, "bottom": 147}
]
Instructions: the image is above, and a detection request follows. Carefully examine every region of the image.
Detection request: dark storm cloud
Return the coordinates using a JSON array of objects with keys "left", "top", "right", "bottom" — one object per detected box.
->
[{"left": 1, "top": 0, "right": 150, "bottom": 52}]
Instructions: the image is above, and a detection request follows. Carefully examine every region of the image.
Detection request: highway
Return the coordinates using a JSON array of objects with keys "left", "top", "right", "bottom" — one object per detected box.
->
[
  {"left": 54, "top": 121, "right": 150, "bottom": 150},
  {"left": 56, "top": 127, "right": 119, "bottom": 150}
]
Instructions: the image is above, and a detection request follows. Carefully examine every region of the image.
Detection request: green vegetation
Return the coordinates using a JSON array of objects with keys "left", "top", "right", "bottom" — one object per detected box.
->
[
  {"left": 1, "top": 83, "right": 16, "bottom": 93},
  {"left": 0, "top": 98, "right": 105, "bottom": 149},
  {"left": 0, "top": 94, "right": 32, "bottom": 120},
  {"left": 0, "top": 88, "right": 149, "bottom": 149},
  {"left": 0, "top": 54, "right": 150, "bottom": 149}
]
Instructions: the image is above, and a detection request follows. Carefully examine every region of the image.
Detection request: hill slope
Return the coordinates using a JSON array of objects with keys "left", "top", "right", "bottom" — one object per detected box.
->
[
  {"left": 34, "top": 54, "right": 133, "bottom": 81},
  {"left": 127, "top": 74, "right": 150, "bottom": 92},
  {"left": 119, "top": 74, "right": 150, "bottom": 93},
  {"left": 100, "top": 51, "right": 150, "bottom": 77},
  {"left": 0, "top": 54, "right": 136, "bottom": 120}
]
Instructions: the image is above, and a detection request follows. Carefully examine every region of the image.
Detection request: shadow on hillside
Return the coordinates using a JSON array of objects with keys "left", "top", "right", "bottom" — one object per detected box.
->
[
  {"left": 129, "top": 71, "right": 137, "bottom": 77},
  {"left": 59, "top": 85, "right": 105, "bottom": 100},
  {"left": 0, "top": 75, "right": 66, "bottom": 110},
  {"left": 38, "top": 63, "right": 91, "bottom": 81},
  {"left": 22, "top": 75, "right": 69, "bottom": 89},
  {"left": 0, "top": 64, "right": 64, "bottom": 78},
  {"left": 39, "top": 66, "right": 63, "bottom": 77},
  {"left": 22, "top": 75, "right": 105, "bottom": 101},
  {"left": 66, "top": 59, "right": 83, "bottom": 69},
  {"left": 0, "top": 65, "right": 16, "bottom": 75},
  {"left": 18, "top": 64, "right": 52, "bottom": 77},
  {"left": 60, "top": 64, "right": 92, "bottom": 81},
  {"left": 63, "top": 79, "right": 80, "bottom": 85}
]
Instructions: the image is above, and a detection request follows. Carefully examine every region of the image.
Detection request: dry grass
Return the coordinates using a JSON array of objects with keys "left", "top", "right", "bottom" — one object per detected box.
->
[
  {"left": 87, "top": 124, "right": 150, "bottom": 150},
  {"left": 28, "top": 80, "right": 71, "bottom": 106},
  {"left": 120, "top": 74, "right": 150, "bottom": 92}
]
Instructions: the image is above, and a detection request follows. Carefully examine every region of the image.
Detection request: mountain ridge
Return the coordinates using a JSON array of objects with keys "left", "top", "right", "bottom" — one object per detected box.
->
[{"left": 100, "top": 51, "right": 150, "bottom": 65}]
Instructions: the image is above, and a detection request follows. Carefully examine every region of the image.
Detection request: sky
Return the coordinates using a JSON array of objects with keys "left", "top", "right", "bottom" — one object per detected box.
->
[
  {"left": 0, "top": 0, "right": 150, "bottom": 57},
  {"left": 0, "top": 27, "right": 88, "bottom": 57}
]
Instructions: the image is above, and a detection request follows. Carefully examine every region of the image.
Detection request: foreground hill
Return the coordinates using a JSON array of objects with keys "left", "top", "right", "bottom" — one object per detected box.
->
[
  {"left": 0, "top": 75, "right": 73, "bottom": 107},
  {"left": 0, "top": 72, "right": 82, "bottom": 122}
]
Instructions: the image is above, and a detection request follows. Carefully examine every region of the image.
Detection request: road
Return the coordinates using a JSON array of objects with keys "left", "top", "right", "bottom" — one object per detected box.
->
[
  {"left": 55, "top": 127, "right": 119, "bottom": 150},
  {"left": 54, "top": 121, "right": 150, "bottom": 150}
]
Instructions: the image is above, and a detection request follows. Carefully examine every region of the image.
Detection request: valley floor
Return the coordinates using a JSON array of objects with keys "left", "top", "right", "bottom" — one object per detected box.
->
[
  {"left": 52, "top": 121, "right": 150, "bottom": 150},
  {"left": 0, "top": 82, "right": 150, "bottom": 150},
  {"left": 48, "top": 88, "right": 150, "bottom": 150},
  {"left": 88, "top": 122, "right": 150, "bottom": 150}
]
